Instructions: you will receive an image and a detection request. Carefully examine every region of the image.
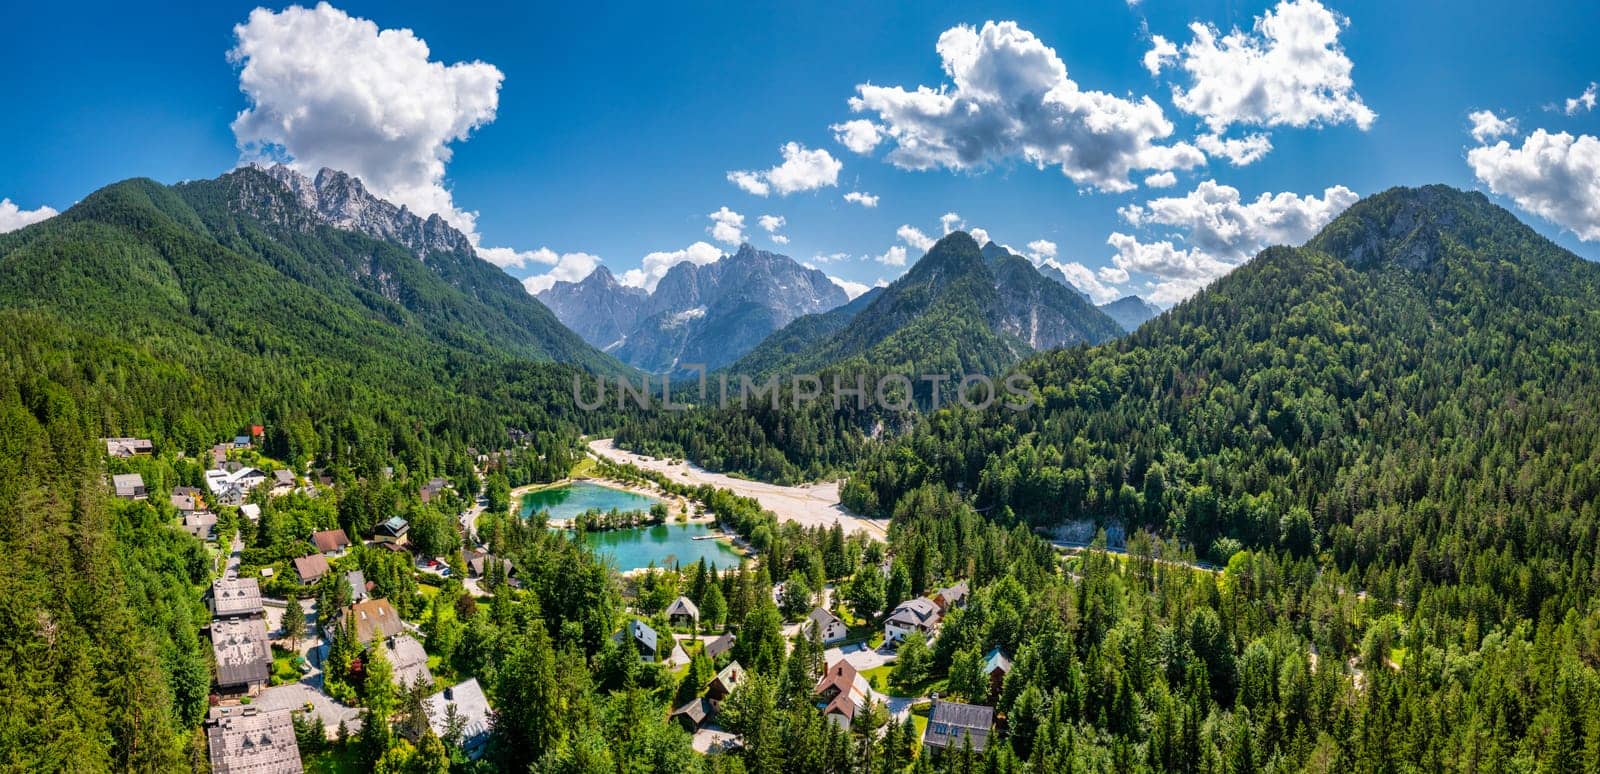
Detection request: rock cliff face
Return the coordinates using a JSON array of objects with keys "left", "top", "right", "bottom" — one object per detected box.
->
[
  {"left": 258, "top": 164, "right": 473, "bottom": 257},
  {"left": 535, "top": 265, "right": 648, "bottom": 351},
  {"left": 539, "top": 244, "right": 850, "bottom": 373},
  {"left": 1097, "top": 295, "right": 1163, "bottom": 332}
]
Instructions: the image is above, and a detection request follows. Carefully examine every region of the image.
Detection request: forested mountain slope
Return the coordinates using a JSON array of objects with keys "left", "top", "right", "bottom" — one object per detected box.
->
[
  {"left": 611, "top": 235, "right": 1124, "bottom": 481},
  {"left": 0, "top": 170, "right": 619, "bottom": 470},
  {"left": 745, "top": 231, "right": 1121, "bottom": 378},
  {"left": 845, "top": 185, "right": 1600, "bottom": 567}
]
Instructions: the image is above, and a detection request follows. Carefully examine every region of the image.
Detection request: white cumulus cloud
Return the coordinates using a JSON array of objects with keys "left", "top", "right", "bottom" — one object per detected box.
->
[
  {"left": 229, "top": 2, "right": 527, "bottom": 261},
  {"left": 829, "top": 275, "right": 872, "bottom": 299},
  {"left": 875, "top": 245, "right": 909, "bottom": 266},
  {"left": 1108, "top": 179, "right": 1358, "bottom": 302},
  {"left": 1165, "top": 0, "right": 1375, "bottom": 134},
  {"left": 1565, "top": 82, "right": 1597, "bottom": 116},
  {"left": 0, "top": 198, "right": 58, "bottom": 233},
  {"left": 1196, "top": 132, "right": 1273, "bottom": 166},
  {"left": 618, "top": 242, "right": 726, "bottom": 292},
  {"left": 1468, "top": 129, "right": 1600, "bottom": 240},
  {"left": 1052, "top": 259, "right": 1125, "bottom": 304},
  {"left": 847, "top": 20, "right": 1204, "bottom": 192},
  {"left": 843, "top": 191, "right": 879, "bottom": 207},
  {"left": 1144, "top": 171, "right": 1178, "bottom": 188},
  {"left": 707, "top": 207, "right": 746, "bottom": 245},
  {"left": 896, "top": 224, "right": 936, "bottom": 252},
  {"left": 727, "top": 142, "right": 842, "bottom": 196},
  {"left": 1025, "top": 239, "right": 1057, "bottom": 261},
  {"left": 830, "top": 120, "right": 885, "bottom": 154},
  {"left": 521, "top": 252, "right": 604, "bottom": 294},
  {"left": 1143, "top": 35, "right": 1178, "bottom": 76},
  {"left": 1468, "top": 110, "right": 1518, "bottom": 143}
]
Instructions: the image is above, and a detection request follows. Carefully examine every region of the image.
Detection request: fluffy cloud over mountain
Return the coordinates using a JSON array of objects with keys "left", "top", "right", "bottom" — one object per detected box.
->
[
  {"left": 846, "top": 21, "right": 1203, "bottom": 192},
  {"left": 1469, "top": 129, "right": 1600, "bottom": 240},
  {"left": 229, "top": 3, "right": 564, "bottom": 270},
  {"left": 1109, "top": 180, "right": 1358, "bottom": 302},
  {"left": 1159, "top": 0, "right": 1375, "bottom": 134},
  {"left": 728, "top": 142, "right": 842, "bottom": 196},
  {"left": 0, "top": 199, "right": 57, "bottom": 233}
]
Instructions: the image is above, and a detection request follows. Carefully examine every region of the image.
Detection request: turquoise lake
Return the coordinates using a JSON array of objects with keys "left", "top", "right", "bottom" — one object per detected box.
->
[
  {"left": 520, "top": 481, "right": 661, "bottom": 520},
  {"left": 522, "top": 482, "right": 742, "bottom": 571}
]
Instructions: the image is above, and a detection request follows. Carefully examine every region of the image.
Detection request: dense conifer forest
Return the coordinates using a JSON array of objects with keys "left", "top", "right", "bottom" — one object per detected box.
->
[{"left": 5, "top": 177, "right": 1600, "bottom": 773}]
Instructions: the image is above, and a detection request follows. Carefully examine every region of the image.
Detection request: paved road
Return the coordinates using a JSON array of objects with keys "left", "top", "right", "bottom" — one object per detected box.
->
[
  {"left": 224, "top": 534, "right": 242, "bottom": 579},
  {"left": 255, "top": 677, "right": 363, "bottom": 738}
]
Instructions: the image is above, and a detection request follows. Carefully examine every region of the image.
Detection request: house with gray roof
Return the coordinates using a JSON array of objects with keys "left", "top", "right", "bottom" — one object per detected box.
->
[
  {"left": 705, "top": 632, "right": 736, "bottom": 660},
  {"left": 206, "top": 706, "right": 302, "bottom": 774},
  {"left": 806, "top": 607, "right": 848, "bottom": 644},
  {"left": 384, "top": 633, "right": 433, "bottom": 690},
  {"left": 112, "top": 473, "right": 146, "bottom": 500},
  {"left": 210, "top": 577, "right": 263, "bottom": 619},
  {"left": 613, "top": 619, "right": 660, "bottom": 662},
  {"left": 666, "top": 596, "right": 699, "bottom": 628},
  {"left": 923, "top": 698, "right": 995, "bottom": 753},
  {"left": 884, "top": 597, "right": 941, "bottom": 644},
  {"left": 426, "top": 678, "right": 492, "bottom": 759},
  {"left": 211, "top": 617, "right": 271, "bottom": 696}
]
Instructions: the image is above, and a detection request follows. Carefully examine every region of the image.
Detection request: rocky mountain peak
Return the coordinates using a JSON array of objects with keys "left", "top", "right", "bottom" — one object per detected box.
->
[{"left": 246, "top": 164, "right": 473, "bottom": 258}]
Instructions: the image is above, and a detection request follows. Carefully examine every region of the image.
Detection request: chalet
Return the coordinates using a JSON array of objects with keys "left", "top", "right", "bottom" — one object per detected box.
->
[
  {"left": 183, "top": 510, "right": 218, "bottom": 541},
  {"left": 233, "top": 435, "right": 252, "bottom": 449},
  {"left": 923, "top": 698, "right": 995, "bottom": 754},
  {"left": 104, "top": 437, "right": 154, "bottom": 457},
  {"left": 613, "top": 619, "right": 660, "bottom": 662},
  {"left": 426, "top": 678, "right": 492, "bottom": 759},
  {"left": 210, "top": 577, "right": 264, "bottom": 619},
  {"left": 806, "top": 607, "right": 848, "bottom": 644},
  {"left": 211, "top": 617, "right": 271, "bottom": 696},
  {"left": 933, "top": 581, "right": 970, "bottom": 613},
  {"left": 112, "top": 473, "right": 147, "bottom": 500},
  {"left": 240, "top": 503, "right": 261, "bottom": 521},
  {"left": 669, "top": 697, "right": 714, "bottom": 733},
  {"left": 205, "top": 467, "right": 266, "bottom": 505},
  {"left": 467, "top": 551, "right": 513, "bottom": 579},
  {"left": 311, "top": 528, "right": 352, "bottom": 556},
  {"left": 205, "top": 706, "right": 302, "bottom": 774},
  {"left": 666, "top": 596, "right": 699, "bottom": 628},
  {"left": 815, "top": 659, "right": 872, "bottom": 729},
  {"left": 292, "top": 553, "right": 330, "bottom": 585},
  {"left": 270, "top": 469, "right": 295, "bottom": 496},
  {"left": 210, "top": 444, "right": 229, "bottom": 466},
  {"left": 346, "top": 569, "right": 370, "bottom": 602},
  {"left": 419, "top": 477, "right": 450, "bottom": 503},
  {"left": 384, "top": 633, "right": 434, "bottom": 689},
  {"left": 171, "top": 486, "right": 205, "bottom": 512},
  {"left": 332, "top": 599, "right": 405, "bottom": 643},
  {"left": 373, "top": 516, "right": 410, "bottom": 545},
  {"left": 705, "top": 661, "right": 745, "bottom": 704},
  {"left": 704, "top": 632, "right": 736, "bottom": 660},
  {"left": 983, "top": 648, "right": 1013, "bottom": 701},
  {"left": 884, "top": 597, "right": 941, "bottom": 644}
]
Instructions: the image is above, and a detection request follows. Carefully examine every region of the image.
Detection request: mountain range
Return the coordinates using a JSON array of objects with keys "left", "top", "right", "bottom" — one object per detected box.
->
[
  {"left": 729, "top": 231, "right": 1126, "bottom": 378},
  {"left": 0, "top": 165, "right": 623, "bottom": 459},
  {"left": 538, "top": 244, "right": 849, "bottom": 373}
]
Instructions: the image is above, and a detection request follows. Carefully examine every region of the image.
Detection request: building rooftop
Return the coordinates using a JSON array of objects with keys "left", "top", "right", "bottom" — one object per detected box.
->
[
  {"left": 336, "top": 599, "right": 405, "bottom": 643},
  {"left": 211, "top": 617, "right": 271, "bottom": 690},
  {"left": 385, "top": 633, "right": 434, "bottom": 689},
  {"left": 923, "top": 699, "right": 995, "bottom": 752},
  {"left": 210, "top": 577, "right": 263, "bottom": 618},
  {"left": 427, "top": 678, "right": 491, "bottom": 758},
  {"left": 206, "top": 707, "right": 303, "bottom": 774}
]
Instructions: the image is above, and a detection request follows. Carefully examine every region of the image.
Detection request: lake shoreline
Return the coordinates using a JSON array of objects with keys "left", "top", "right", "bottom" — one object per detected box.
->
[{"left": 522, "top": 480, "right": 747, "bottom": 572}]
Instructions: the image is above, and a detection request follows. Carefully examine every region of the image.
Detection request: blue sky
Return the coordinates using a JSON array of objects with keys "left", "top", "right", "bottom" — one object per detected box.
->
[{"left": 3, "top": 1, "right": 1599, "bottom": 304}]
